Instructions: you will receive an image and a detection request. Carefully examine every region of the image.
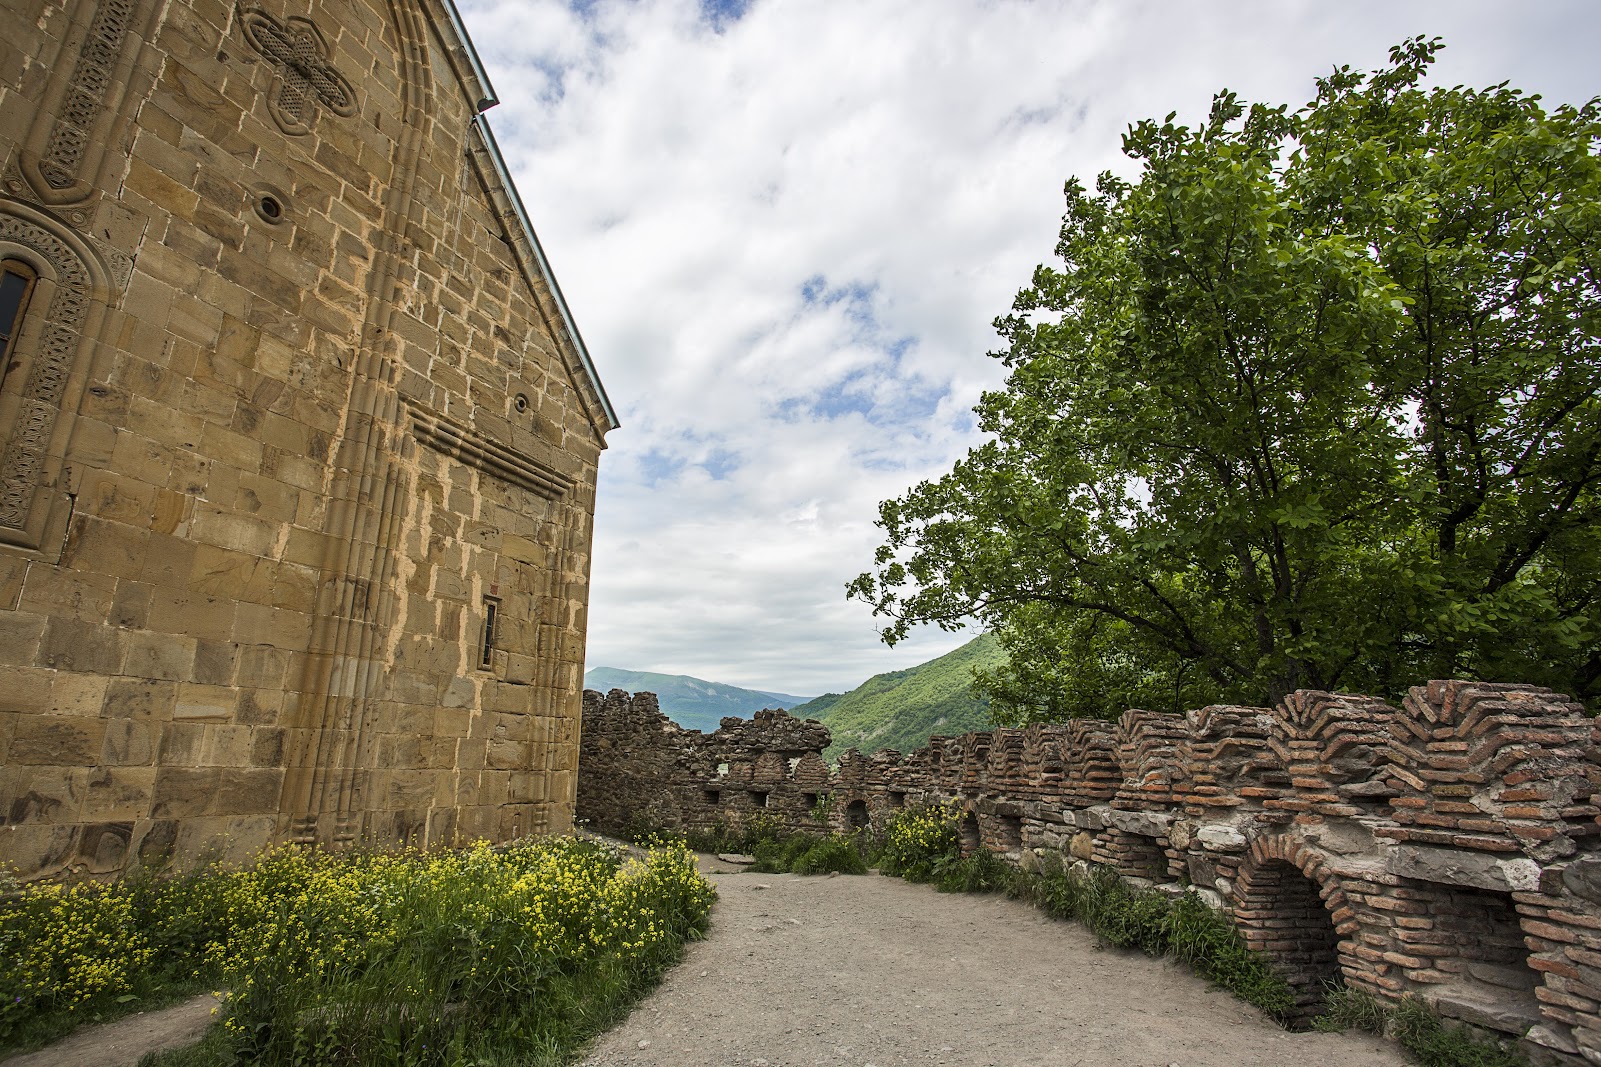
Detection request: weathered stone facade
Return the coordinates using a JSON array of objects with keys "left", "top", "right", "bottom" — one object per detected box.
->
[
  {"left": 578, "top": 683, "right": 1601, "bottom": 1062},
  {"left": 0, "top": 0, "right": 615, "bottom": 879}
]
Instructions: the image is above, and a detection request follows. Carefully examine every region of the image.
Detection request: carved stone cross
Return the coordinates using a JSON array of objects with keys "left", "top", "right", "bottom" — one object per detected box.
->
[{"left": 239, "top": 7, "right": 357, "bottom": 136}]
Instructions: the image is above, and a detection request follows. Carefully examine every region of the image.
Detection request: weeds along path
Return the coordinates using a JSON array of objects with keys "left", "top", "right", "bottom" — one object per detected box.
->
[
  {"left": 0, "top": 994, "right": 220, "bottom": 1067},
  {"left": 580, "top": 855, "right": 1406, "bottom": 1067}
]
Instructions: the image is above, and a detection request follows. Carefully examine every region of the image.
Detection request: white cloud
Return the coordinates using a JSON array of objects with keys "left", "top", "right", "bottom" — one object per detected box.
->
[{"left": 456, "top": 0, "right": 1601, "bottom": 695}]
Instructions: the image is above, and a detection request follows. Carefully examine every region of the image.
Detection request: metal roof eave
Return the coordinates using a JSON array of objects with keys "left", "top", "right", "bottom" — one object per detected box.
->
[
  {"left": 471, "top": 113, "right": 620, "bottom": 432},
  {"left": 437, "top": 0, "right": 619, "bottom": 432},
  {"left": 438, "top": 0, "right": 499, "bottom": 111}
]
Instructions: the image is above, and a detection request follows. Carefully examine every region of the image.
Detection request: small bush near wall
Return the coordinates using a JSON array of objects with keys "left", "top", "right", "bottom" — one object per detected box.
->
[
  {"left": 1, "top": 838, "right": 715, "bottom": 1067},
  {"left": 1317, "top": 989, "right": 1529, "bottom": 1067},
  {"left": 877, "top": 801, "right": 964, "bottom": 883},
  {"left": 1007, "top": 858, "right": 1294, "bottom": 1020}
]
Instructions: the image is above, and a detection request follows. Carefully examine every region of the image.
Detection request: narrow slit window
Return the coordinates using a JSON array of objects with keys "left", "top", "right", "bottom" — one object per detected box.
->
[
  {"left": 479, "top": 596, "right": 499, "bottom": 669},
  {"left": 0, "top": 262, "right": 36, "bottom": 383}
]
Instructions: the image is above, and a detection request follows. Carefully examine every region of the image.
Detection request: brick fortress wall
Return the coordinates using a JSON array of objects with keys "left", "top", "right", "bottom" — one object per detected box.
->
[{"left": 578, "top": 682, "right": 1601, "bottom": 1063}]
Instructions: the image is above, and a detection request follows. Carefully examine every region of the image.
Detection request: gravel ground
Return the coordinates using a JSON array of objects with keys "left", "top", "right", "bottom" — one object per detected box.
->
[{"left": 579, "top": 854, "right": 1407, "bottom": 1067}]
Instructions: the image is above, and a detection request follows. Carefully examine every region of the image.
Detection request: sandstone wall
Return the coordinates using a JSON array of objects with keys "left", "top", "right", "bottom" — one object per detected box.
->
[
  {"left": 578, "top": 682, "right": 1601, "bottom": 1063},
  {"left": 0, "top": 0, "right": 612, "bottom": 878}
]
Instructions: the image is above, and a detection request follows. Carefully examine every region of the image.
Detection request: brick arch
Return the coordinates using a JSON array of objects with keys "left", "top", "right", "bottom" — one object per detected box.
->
[{"left": 1233, "top": 836, "right": 1352, "bottom": 1025}]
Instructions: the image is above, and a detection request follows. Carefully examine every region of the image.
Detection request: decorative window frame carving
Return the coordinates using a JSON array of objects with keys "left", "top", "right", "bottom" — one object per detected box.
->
[
  {"left": 0, "top": 202, "right": 112, "bottom": 556},
  {"left": 16, "top": 0, "right": 165, "bottom": 206}
]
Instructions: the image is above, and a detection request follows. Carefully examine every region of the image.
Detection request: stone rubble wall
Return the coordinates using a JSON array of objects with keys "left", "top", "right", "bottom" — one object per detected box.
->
[{"left": 578, "top": 681, "right": 1601, "bottom": 1064}]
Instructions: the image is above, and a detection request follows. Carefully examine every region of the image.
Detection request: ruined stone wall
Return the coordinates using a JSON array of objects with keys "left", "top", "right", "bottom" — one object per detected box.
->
[
  {"left": 578, "top": 681, "right": 1601, "bottom": 1063},
  {"left": 578, "top": 689, "right": 833, "bottom": 837},
  {"left": 0, "top": 0, "right": 613, "bottom": 879}
]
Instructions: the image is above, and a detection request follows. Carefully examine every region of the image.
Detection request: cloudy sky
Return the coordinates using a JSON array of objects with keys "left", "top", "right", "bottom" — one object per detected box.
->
[{"left": 455, "top": 0, "right": 1601, "bottom": 698}]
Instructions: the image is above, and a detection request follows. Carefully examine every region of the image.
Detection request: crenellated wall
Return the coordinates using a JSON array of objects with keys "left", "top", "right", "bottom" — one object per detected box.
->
[{"left": 577, "top": 682, "right": 1601, "bottom": 1062}]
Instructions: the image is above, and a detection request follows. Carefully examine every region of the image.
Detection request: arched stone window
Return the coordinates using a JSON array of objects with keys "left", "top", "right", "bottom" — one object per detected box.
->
[
  {"left": 0, "top": 208, "right": 106, "bottom": 553},
  {"left": 0, "top": 260, "right": 38, "bottom": 378}
]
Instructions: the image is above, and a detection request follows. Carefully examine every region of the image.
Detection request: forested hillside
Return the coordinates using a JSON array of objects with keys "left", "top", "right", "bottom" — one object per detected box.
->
[
  {"left": 788, "top": 634, "right": 1004, "bottom": 761},
  {"left": 584, "top": 667, "right": 811, "bottom": 733}
]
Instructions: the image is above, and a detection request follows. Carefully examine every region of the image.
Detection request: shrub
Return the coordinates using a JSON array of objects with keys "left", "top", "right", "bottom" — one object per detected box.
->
[
  {"left": 1314, "top": 991, "right": 1529, "bottom": 1067},
  {"left": 1, "top": 837, "right": 717, "bottom": 1067},
  {"left": 877, "top": 802, "right": 963, "bottom": 883},
  {"left": 1314, "top": 986, "right": 1390, "bottom": 1036},
  {"left": 750, "top": 834, "right": 814, "bottom": 873},
  {"left": 791, "top": 835, "right": 868, "bottom": 876},
  {"left": 935, "top": 848, "right": 1009, "bottom": 894},
  {"left": 0, "top": 880, "right": 155, "bottom": 1032}
]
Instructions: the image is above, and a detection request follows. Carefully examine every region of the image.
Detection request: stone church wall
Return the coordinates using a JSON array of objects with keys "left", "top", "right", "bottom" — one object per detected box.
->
[
  {"left": 578, "top": 682, "right": 1601, "bottom": 1063},
  {"left": 0, "top": 0, "right": 613, "bottom": 879}
]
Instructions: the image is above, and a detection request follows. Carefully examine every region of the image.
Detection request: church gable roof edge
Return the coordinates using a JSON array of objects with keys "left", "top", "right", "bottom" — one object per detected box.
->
[
  {"left": 435, "top": 0, "right": 499, "bottom": 112},
  {"left": 468, "top": 114, "right": 620, "bottom": 433}
]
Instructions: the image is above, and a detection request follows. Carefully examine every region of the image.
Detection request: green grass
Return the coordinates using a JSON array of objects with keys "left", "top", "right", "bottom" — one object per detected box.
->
[
  {"left": 1001, "top": 856, "right": 1295, "bottom": 1019},
  {"left": 1314, "top": 988, "right": 1530, "bottom": 1067},
  {"left": 653, "top": 813, "right": 872, "bottom": 877}
]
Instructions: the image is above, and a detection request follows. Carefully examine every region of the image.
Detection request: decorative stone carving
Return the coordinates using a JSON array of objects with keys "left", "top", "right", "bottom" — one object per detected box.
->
[
  {"left": 18, "top": 0, "right": 161, "bottom": 205},
  {"left": 410, "top": 405, "right": 573, "bottom": 499},
  {"left": 83, "top": 234, "right": 132, "bottom": 290},
  {"left": 40, "top": 0, "right": 136, "bottom": 191},
  {"left": 0, "top": 212, "right": 91, "bottom": 539},
  {"left": 238, "top": 7, "right": 358, "bottom": 136}
]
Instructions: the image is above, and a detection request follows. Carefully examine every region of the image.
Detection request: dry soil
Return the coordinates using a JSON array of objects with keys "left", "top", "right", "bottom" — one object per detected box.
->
[{"left": 579, "top": 854, "right": 1407, "bottom": 1067}]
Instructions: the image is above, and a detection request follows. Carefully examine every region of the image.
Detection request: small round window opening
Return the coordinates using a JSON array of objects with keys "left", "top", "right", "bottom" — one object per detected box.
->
[
  {"left": 250, "top": 184, "right": 291, "bottom": 226},
  {"left": 513, "top": 393, "right": 529, "bottom": 413}
]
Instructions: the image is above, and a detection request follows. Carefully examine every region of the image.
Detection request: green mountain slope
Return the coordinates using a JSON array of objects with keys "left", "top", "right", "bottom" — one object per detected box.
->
[
  {"left": 789, "top": 633, "right": 1004, "bottom": 761},
  {"left": 584, "top": 667, "right": 812, "bottom": 733}
]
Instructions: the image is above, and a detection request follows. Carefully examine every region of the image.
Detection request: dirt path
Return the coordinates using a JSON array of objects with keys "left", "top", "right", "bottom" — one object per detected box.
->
[
  {"left": 580, "top": 856, "right": 1406, "bottom": 1067},
  {"left": 7, "top": 857, "right": 1408, "bottom": 1067},
  {"left": 0, "top": 994, "right": 220, "bottom": 1067}
]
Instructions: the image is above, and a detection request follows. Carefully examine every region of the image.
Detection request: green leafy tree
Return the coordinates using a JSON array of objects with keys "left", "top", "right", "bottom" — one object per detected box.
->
[{"left": 849, "top": 39, "right": 1601, "bottom": 721}]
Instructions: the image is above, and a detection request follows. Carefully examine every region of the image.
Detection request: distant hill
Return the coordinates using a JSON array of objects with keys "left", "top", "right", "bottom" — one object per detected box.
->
[
  {"left": 789, "top": 633, "right": 1005, "bottom": 761},
  {"left": 583, "top": 667, "right": 812, "bottom": 733}
]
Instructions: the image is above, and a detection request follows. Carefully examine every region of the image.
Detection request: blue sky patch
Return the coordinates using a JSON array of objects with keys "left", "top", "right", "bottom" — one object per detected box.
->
[{"left": 700, "top": 0, "right": 752, "bottom": 32}]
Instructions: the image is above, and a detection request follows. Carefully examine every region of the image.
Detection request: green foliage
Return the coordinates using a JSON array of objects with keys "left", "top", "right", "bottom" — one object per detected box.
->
[
  {"left": 934, "top": 848, "right": 1009, "bottom": 894},
  {"left": 1316, "top": 990, "right": 1529, "bottom": 1067},
  {"left": 875, "top": 803, "right": 1012, "bottom": 892},
  {"left": 749, "top": 833, "right": 814, "bottom": 873},
  {"left": 999, "top": 859, "right": 1293, "bottom": 1019},
  {"left": 789, "top": 634, "right": 1005, "bottom": 760},
  {"left": 0, "top": 865, "right": 226, "bottom": 1052},
  {"left": 1389, "top": 997, "right": 1529, "bottom": 1067},
  {"left": 745, "top": 829, "right": 868, "bottom": 876},
  {"left": 851, "top": 38, "right": 1601, "bottom": 717},
  {"left": 877, "top": 802, "right": 964, "bottom": 883},
  {"left": 1314, "top": 986, "right": 1391, "bottom": 1035},
  {"left": 2, "top": 838, "right": 717, "bottom": 1067},
  {"left": 791, "top": 835, "right": 870, "bottom": 876}
]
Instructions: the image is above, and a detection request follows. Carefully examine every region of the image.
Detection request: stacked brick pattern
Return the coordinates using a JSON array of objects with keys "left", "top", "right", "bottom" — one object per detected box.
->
[
  {"left": 0, "top": 0, "right": 610, "bottom": 879},
  {"left": 578, "top": 682, "right": 1601, "bottom": 1063}
]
